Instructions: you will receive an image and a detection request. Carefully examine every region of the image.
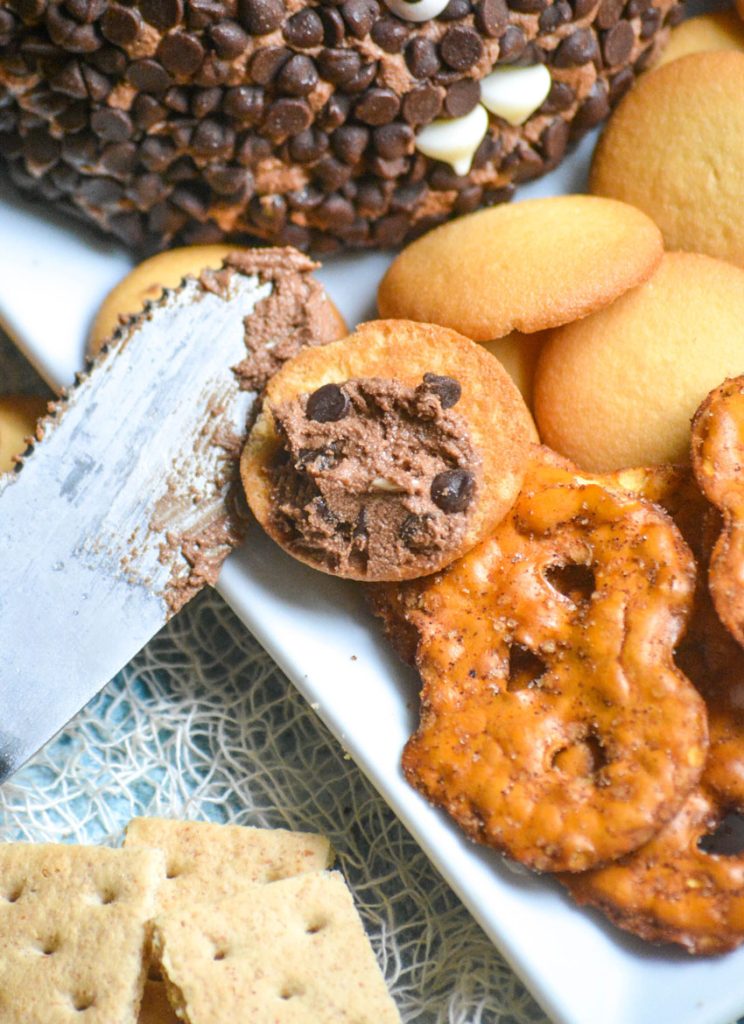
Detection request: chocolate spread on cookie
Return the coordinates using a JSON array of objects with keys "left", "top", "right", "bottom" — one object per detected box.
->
[{"left": 268, "top": 374, "right": 480, "bottom": 579}]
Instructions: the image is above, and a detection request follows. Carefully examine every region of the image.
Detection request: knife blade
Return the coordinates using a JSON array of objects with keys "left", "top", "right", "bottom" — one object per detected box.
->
[{"left": 0, "top": 250, "right": 334, "bottom": 782}]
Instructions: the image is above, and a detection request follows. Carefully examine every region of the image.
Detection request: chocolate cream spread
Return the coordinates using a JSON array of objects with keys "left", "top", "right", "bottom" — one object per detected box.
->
[
  {"left": 149, "top": 246, "right": 341, "bottom": 611},
  {"left": 201, "top": 248, "right": 344, "bottom": 391},
  {"left": 268, "top": 374, "right": 481, "bottom": 579}
]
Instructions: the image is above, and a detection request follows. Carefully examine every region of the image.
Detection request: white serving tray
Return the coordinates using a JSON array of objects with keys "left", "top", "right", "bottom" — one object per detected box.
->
[{"left": 2, "top": 86, "right": 743, "bottom": 1024}]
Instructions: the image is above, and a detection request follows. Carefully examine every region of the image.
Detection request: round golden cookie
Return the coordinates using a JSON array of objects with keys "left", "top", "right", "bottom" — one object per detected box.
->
[
  {"left": 482, "top": 332, "right": 546, "bottom": 410},
  {"left": 89, "top": 245, "right": 347, "bottom": 355},
  {"left": 590, "top": 51, "right": 744, "bottom": 268},
  {"left": 0, "top": 395, "right": 47, "bottom": 474},
  {"left": 376, "top": 196, "right": 664, "bottom": 343},
  {"left": 241, "top": 319, "right": 534, "bottom": 582},
  {"left": 534, "top": 252, "right": 744, "bottom": 471},
  {"left": 657, "top": 10, "right": 744, "bottom": 66}
]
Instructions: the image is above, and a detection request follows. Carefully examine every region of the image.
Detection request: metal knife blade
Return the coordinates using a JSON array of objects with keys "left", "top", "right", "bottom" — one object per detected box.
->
[{"left": 0, "top": 262, "right": 281, "bottom": 782}]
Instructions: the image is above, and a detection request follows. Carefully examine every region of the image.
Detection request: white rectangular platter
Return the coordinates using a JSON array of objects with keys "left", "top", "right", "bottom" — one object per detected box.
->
[{"left": 2, "top": 95, "right": 744, "bottom": 1024}]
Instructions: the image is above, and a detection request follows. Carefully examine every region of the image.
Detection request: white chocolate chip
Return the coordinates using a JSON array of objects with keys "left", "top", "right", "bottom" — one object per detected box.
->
[
  {"left": 370, "top": 476, "right": 405, "bottom": 493},
  {"left": 384, "top": 0, "right": 450, "bottom": 21},
  {"left": 414, "top": 104, "right": 489, "bottom": 176},
  {"left": 480, "top": 64, "right": 552, "bottom": 126}
]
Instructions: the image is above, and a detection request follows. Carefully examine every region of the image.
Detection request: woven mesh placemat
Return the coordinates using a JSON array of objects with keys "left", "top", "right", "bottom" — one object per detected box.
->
[{"left": 0, "top": 588, "right": 547, "bottom": 1023}]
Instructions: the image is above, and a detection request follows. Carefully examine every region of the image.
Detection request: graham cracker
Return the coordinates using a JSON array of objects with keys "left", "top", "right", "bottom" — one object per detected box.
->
[
  {"left": 152, "top": 871, "right": 401, "bottom": 1023},
  {"left": 123, "top": 817, "right": 332, "bottom": 913},
  {"left": 0, "top": 843, "right": 164, "bottom": 1024}
]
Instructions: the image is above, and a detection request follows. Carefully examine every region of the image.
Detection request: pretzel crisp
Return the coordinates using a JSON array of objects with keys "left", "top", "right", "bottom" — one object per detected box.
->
[
  {"left": 371, "top": 448, "right": 708, "bottom": 873},
  {"left": 565, "top": 465, "right": 744, "bottom": 954},
  {"left": 691, "top": 375, "right": 744, "bottom": 649}
]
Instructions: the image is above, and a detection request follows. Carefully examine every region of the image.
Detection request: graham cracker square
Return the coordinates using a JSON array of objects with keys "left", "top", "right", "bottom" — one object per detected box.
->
[
  {"left": 0, "top": 843, "right": 164, "bottom": 1024},
  {"left": 123, "top": 817, "right": 332, "bottom": 913},
  {"left": 152, "top": 871, "right": 400, "bottom": 1023}
]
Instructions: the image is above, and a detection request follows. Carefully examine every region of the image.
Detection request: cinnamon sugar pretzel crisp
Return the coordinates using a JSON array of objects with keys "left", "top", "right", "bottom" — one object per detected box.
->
[
  {"left": 565, "top": 465, "right": 744, "bottom": 954},
  {"left": 371, "top": 447, "right": 708, "bottom": 873},
  {"left": 691, "top": 376, "right": 744, "bottom": 651}
]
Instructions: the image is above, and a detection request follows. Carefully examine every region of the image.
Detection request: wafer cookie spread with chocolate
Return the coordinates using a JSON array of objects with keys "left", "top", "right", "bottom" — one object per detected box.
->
[
  {"left": 241, "top": 318, "right": 535, "bottom": 580},
  {"left": 0, "top": 0, "right": 680, "bottom": 252}
]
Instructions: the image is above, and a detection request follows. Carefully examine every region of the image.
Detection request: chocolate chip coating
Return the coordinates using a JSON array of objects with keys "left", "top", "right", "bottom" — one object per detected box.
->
[
  {"left": 431, "top": 469, "right": 475, "bottom": 512},
  {"left": 0, "top": 0, "right": 672, "bottom": 251},
  {"left": 306, "top": 383, "right": 350, "bottom": 422}
]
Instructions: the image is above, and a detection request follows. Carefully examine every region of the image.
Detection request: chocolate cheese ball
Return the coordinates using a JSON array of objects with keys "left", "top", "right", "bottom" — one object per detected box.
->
[{"left": 0, "top": 0, "right": 681, "bottom": 252}]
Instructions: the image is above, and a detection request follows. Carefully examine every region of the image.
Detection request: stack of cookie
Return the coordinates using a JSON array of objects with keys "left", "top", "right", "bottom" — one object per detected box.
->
[{"left": 0, "top": 817, "right": 401, "bottom": 1024}]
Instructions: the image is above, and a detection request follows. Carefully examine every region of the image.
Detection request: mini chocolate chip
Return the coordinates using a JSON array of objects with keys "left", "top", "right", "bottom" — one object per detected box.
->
[
  {"left": 572, "top": 0, "right": 598, "bottom": 15},
  {"left": 455, "top": 184, "right": 483, "bottom": 214},
  {"left": 431, "top": 469, "right": 474, "bottom": 513},
  {"left": 370, "top": 17, "right": 409, "bottom": 53},
  {"left": 164, "top": 85, "right": 189, "bottom": 112},
  {"left": 553, "top": 28, "right": 600, "bottom": 67},
  {"left": 596, "top": 0, "right": 623, "bottom": 27},
  {"left": 191, "top": 118, "right": 234, "bottom": 156},
  {"left": 401, "top": 83, "right": 442, "bottom": 125},
  {"left": 126, "top": 58, "right": 172, "bottom": 92},
  {"left": 355, "top": 87, "right": 400, "bottom": 125},
  {"left": 372, "top": 122, "right": 413, "bottom": 159},
  {"left": 46, "top": 4, "right": 101, "bottom": 51},
  {"left": 608, "top": 66, "right": 633, "bottom": 105},
  {"left": 341, "top": 61, "right": 378, "bottom": 94},
  {"left": 306, "top": 383, "right": 349, "bottom": 422},
  {"left": 210, "top": 21, "right": 249, "bottom": 58},
  {"left": 539, "top": 79, "right": 574, "bottom": 114},
  {"left": 439, "top": 25, "right": 483, "bottom": 70},
  {"left": 317, "top": 47, "right": 362, "bottom": 85},
  {"left": 571, "top": 79, "right": 609, "bottom": 133},
  {"left": 157, "top": 31, "right": 204, "bottom": 77},
  {"left": 314, "top": 192, "right": 356, "bottom": 229},
  {"left": 497, "top": 24, "right": 526, "bottom": 62},
  {"left": 277, "top": 54, "right": 319, "bottom": 96},
  {"left": 223, "top": 85, "right": 264, "bottom": 123},
  {"left": 263, "top": 97, "right": 312, "bottom": 140},
  {"left": 540, "top": 117, "right": 569, "bottom": 163},
  {"left": 640, "top": 7, "right": 660, "bottom": 38},
  {"left": 420, "top": 372, "right": 462, "bottom": 408},
  {"left": 100, "top": 4, "right": 140, "bottom": 44},
  {"left": 91, "top": 45, "right": 126, "bottom": 75},
  {"left": 140, "top": 0, "right": 183, "bottom": 30},
  {"left": 289, "top": 128, "right": 329, "bottom": 162},
  {"left": 191, "top": 87, "right": 222, "bottom": 118},
  {"left": 332, "top": 124, "right": 369, "bottom": 164},
  {"left": 249, "top": 45, "right": 291, "bottom": 84},
  {"left": 406, "top": 37, "right": 440, "bottom": 78},
  {"left": 341, "top": 0, "right": 378, "bottom": 39},
  {"left": 283, "top": 8, "right": 324, "bottom": 48},
  {"left": 49, "top": 60, "right": 87, "bottom": 98},
  {"left": 319, "top": 5, "right": 345, "bottom": 45},
  {"left": 312, "top": 154, "right": 351, "bottom": 189},
  {"left": 474, "top": 0, "right": 508, "bottom": 35},
  {"left": 90, "top": 107, "right": 132, "bottom": 141},
  {"left": 602, "top": 19, "right": 634, "bottom": 64},
  {"left": 538, "top": 0, "right": 571, "bottom": 29},
  {"left": 238, "top": 0, "right": 283, "bottom": 34},
  {"left": 64, "top": 0, "right": 105, "bottom": 24},
  {"left": 440, "top": 0, "right": 471, "bottom": 18},
  {"left": 99, "top": 140, "right": 137, "bottom": 176},
  {"left": 444, "top": 78, "right": 480, "bottom": 117},
  {"left": 317, "top": 93, "right": 350, "bottom": 131}
]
